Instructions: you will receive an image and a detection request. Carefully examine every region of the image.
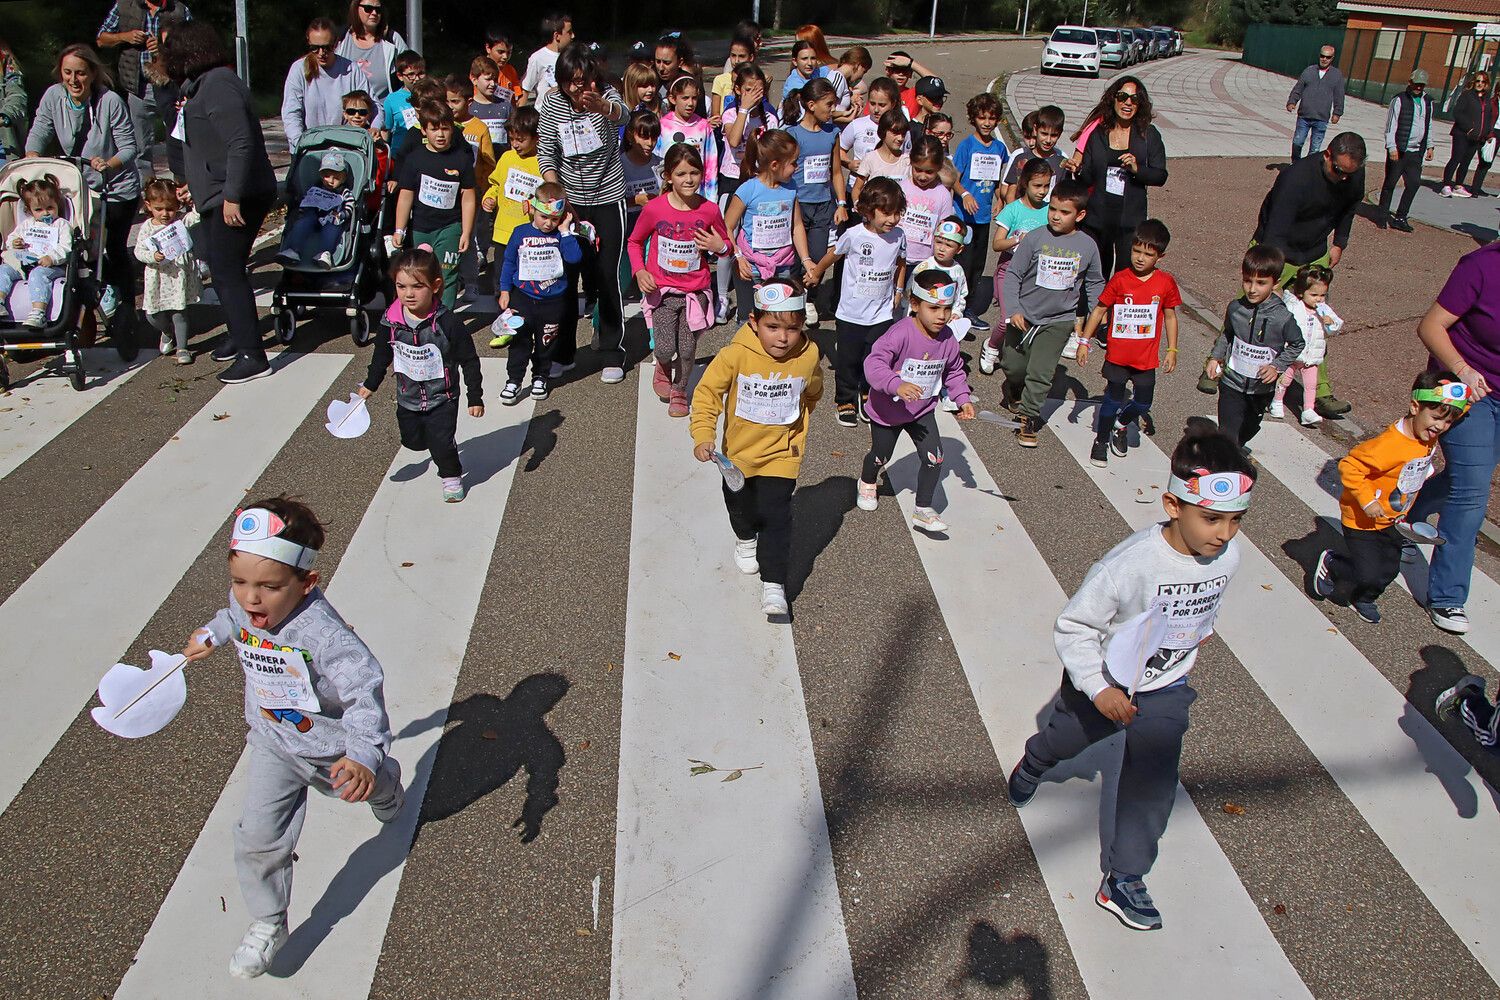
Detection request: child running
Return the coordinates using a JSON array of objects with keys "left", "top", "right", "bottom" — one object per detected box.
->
[
  {"left": 908, "top": 216, "right": 973, "bottom": 341},
  {"left": 898, "top": 136, "right": 954, "bottom": 274},
  {"left": 655, "top": 75, "right": 719, "bottom": 203},
  {"left": 1008, "top": 419, "right": 1256, "bottom": 932},
  {"left": 394, "top": 99, "right": 477, "bottom": 310},
  {"left": 807, "top": 175, "right": 908, "bottom": 426},
  {"left": 0, "top": 175, "right": 71, "bottom": 328},
  {"left": 787, "top": 78, "right": 846, "bottom": 325},
  {"left": 135, "top": 178, "right": 202, "bottom": 364},
  {"left": 1313, "top": 371, "right": 1471, "bottom": 623},
  {"left": 360, "top": 248, "right": 484, "bottom": 502},
  {"left": 723, "top": 129, "right": 813, "bottom": 325},
  {"left": 691, "top": 278, "right": 824, "bottom": 621},
  {"left": 1204, "top": 245, "right": 1304, "bottom": 450},
  {"left": 498, "top": 182, "right": 584, "bottom": 402},
  {"left": 629, "top": 144, "right": 732, "bottom": 416},
  {"left": 950, "top": 92, "right": 1008, "bottom": 334},
  {"left": 980, "top": 157, "right": 1053, "bottom": 374},
  {"left": 1271, "top": 263, "right": 1341, "bottom": 426},
  {"left": 857, "top": 269, "right": 976, "bottom": 533},
  {"left": 1076, "top": 219, "right": 1181, "bottom": 466},
  {"left": 482, "top": 105, "right": 542, "bottom": 338},
  {"left": 181, "top": 496, "right": 405, "bottom": 979}
]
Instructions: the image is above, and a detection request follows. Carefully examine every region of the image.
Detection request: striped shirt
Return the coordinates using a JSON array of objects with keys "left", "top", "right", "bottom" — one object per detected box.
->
[{"left": 536, "top": 86, "right": 627, "bottom": 207}]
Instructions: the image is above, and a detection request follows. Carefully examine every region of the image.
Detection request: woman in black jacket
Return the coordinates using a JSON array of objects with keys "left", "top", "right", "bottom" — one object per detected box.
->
[
  {"left": 161, "top": 22, "right": 279, "bottom": 384},
  {"left": 1073, "top": 76, "right": 1168, "bottom": 277},
  {"left": 1442, "top": 71, "right": 1497, "bottom": 198}
]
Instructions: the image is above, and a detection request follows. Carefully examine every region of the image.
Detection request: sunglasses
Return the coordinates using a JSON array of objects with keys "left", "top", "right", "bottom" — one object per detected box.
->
[
  {"left": 345, "top": 107, "right": 372, "bottom": 116},
  {"left": 1327, "top": 158, "right": 1356, "bottom": 179},
  {"left": 308, "top": 42, "right": 335, "bottom": 53},
  {"left": 1115, "top": 91, "right": 1139, "bottom": 103},
  {"left": 1318, "top": 53, "right": 1334, "bottom": 60},
  {"left": 358, "top": 3, "right": 382, "bottom": 11}
]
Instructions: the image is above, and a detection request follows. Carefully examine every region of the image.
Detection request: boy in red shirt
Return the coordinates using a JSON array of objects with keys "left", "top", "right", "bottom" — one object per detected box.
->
[{"left": 1077, "top": 219, "right": 1181, "bottom": 466}]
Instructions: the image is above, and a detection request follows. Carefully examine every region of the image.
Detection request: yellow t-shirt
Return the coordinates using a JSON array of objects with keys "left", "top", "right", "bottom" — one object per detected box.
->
[
  {"left": 458, "top": 118, "right": 496, "bottom": 189},
  {"left": 485, "top": 149, "right": 543, "bottom": 246}
]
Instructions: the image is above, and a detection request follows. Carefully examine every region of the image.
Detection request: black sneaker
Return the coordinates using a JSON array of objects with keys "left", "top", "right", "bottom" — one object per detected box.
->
[
  {"left": 1353, "top": 600, "right": 1381, "bottom": 624},
  {"left": 836, "top": 403, "right": 858, "bottom": 427},
  {"left": 1430, "top": 606, "right": 1471, "bottom": 634},
  {"left": 1090, "top": 440, "right": 1109, "bottom": 467},
  {"left": 530, "top": 377, "right": 549, "bottom": 401},
  {"left": 1008, "top": 761, "right": 1040, "bottom": 807},
  {"left": 1096, "top": 874, "right": 1162, "bottom": 931},
  {"left": 1389, "top": 216, "right": 1414, "bottom": 233},
  {"left": 217, "top": 354, "right": 271, "bottom": 384},
  {"left": 1311, "top": 550, "right": 1337, "bottom": 599},
  {"left": 1110, "top": 422, "right": 1129, "bottom": 458},
  {"left": 500, "top": 381, "right": 522, "bottom": 406},
  {"left": 211, "top": 341, "right": 238, "bottom": 363},
  {"left": 1139, "top": 412, "right": 1156, "bottom": 437}
]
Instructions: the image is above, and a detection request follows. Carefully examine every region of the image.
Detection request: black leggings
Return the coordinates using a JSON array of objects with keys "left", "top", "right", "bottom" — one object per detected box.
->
[
  {"left": 569, "top": 198, "right": 628, "bottom": 367},
  {"left": 103, "top": 196, "right": 140, "bottom": 346},
  {"left": 862, "top": 410, "right": 944, "bottom": 507},
  {"left": 956, "top": 220, "right": 992, "bottom": 319},
  {"left": 834, "top": 317, "right": 893, "bottom": 406},
  {"left": 723, "top": 475, "right": 795, "bottom": 585},
  {"left": 396, "top": 400, "right": 462, "bottom": 478},
  {"left": 1084, "top": 221, "right": 1135, "bottom": 278},
  {"left": 1096, "top": 361, "right": 1157, "bottom": 441},
  {"left": 1327, "top": 525, "right": 1404, "bottom": 604},
  {"left": 1217, "top": 386, "right": 1271, "bottom": 448},
  {"left": 1444, "top": 133, "right": 1482, "bottom": 188},
  {"left": 201, "top": 195, "right": 274, "bottom": 361}
]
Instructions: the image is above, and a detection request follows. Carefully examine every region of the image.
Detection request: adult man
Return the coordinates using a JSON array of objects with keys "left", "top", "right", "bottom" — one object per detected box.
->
[
  {"left": 97, "top": 0, "right": 191, "bottom": 181},
  {"left": 1378, "top": 69, "right": 1435, "bottom": 233},
  {"left": 1286, "top": 45, "right": 1344, "bottom": 160},
  {"left": 1201, "top": 133, "right": 1366, "bottom": 415}
]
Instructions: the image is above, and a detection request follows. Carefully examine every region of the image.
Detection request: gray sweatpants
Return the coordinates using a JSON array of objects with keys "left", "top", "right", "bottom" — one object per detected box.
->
[
  {"left": 1021, "top": 677, "right": 1196, "bottom": 878},
  {"left": 234, "top": 741, "right": 403, "bottom": 921}
]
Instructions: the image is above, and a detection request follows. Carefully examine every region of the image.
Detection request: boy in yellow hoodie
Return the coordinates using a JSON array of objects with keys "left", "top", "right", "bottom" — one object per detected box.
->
[
  {"left": 1312, "top": 370, "right": 1472, "bottom": 623},
  {"left": 692, "top": 278, "right": 824, "bottom": 621}
]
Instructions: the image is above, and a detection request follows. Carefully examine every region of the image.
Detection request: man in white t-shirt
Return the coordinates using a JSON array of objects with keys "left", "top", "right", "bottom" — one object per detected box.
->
[{"left": 522, "top": 11, "right": 573, "bottom": 105}]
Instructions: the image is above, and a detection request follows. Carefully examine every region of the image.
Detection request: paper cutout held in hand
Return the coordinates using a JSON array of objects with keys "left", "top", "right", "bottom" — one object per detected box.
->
[
  {"left": 976, "top": 410, "right": 1021, "bottom": 429},
  {"left": 1396, "top": 520, "right": 1444, "bottom": 546},
  {"left": 325, "top": 393, "right": 371, "bottom": 439},
  {"left": 92, "top": 650, "right": 189, "bottom": 739},
  {"left": 712, "top": 451, "right": 746, "bottom": 492},
  {"left": 1105, "top": 603, "right": 1171, "bottom": 698}
]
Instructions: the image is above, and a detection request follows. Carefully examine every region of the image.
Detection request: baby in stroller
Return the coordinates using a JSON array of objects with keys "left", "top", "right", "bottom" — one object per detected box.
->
[
  {"left": 278, "top": 151, "right": 357, "bottom": 270},
  {"left": 0, "top": 175, "right": 72, "bottom": 327}
]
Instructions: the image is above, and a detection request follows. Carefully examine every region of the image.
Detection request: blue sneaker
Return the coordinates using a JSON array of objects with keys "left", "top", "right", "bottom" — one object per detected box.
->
[
  {"left": 1096, "top": 874, "right": 1162, "bottom": 931},
  {"left": 1312, "top": 550, "right": 1336, "bottom": 599},
  {"left": 969, "top": 315, "right": 991, "bottom": 334},
  {"left": 1008, "top": 761, "right": 1040, "bottom": 808},
  {"left": 98, "top": 284, "right": 119, "bottom": 320},
  {"left": 1352, "top": 600, "right": 1381, "bottom": 624}
]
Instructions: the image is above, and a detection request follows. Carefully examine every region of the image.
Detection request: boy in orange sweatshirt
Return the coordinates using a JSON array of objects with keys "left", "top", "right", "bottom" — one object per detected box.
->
[{"left": 1311, "top": 370, "right": 1472, "bottom": 623}]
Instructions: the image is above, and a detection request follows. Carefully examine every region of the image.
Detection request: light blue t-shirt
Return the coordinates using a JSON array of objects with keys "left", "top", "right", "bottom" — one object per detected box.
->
[
  {"left": 953, "top": 133, "right": 1010, "bottom": 226},
  {"left": 994, "top": 198, "right": 1049, "bottom": 243},
  {"left": 733, "top": 178, "right": 797, "bottom": 251},
  {"left": 789, "top": 122, "right": 839, "bottom": 205}
]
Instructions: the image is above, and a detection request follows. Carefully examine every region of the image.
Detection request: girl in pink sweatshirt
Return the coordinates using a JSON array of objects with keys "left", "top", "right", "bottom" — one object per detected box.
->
[
  {"left": 655, "top": 76, "right": 720, "bottom": 204},
  {"left": 628, "top": 143, "right": 731, "bottom": 416}
]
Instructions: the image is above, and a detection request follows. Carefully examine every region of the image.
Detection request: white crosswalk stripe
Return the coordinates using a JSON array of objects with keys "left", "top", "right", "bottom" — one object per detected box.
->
[{"left": 0, "top": 348, "right": 148, "bottom": 480}]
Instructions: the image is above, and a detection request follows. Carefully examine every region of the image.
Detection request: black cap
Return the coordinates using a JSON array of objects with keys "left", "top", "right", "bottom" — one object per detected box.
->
[{"left": 915, "top": 75, "right": 948, "bottom": 100}]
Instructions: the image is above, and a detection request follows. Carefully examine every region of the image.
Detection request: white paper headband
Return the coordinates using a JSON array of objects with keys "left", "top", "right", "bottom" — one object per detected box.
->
[
  {"left": 229, "top": 508, "right": 319, "bottom": 570},
  {"left": 911, "top": 281, "right": 959, "bottom": 305},
  {"left": 754, "top": 283, "right": 806, "bottom": 312},
  {"left": 1166, "top": 471, "right": 1254, "bottom": 512}
]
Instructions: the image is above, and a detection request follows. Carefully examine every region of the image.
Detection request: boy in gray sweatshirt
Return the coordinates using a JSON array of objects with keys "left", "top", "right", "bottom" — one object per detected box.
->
[
  {"left": 182, "top": 497, "right": 404, "bottom": 980},
  {"left": 1000, "top": 180, "right": 1105, "bottom": 447},
  {"left": 1205, "top": 244, "right": 1305, "bottom": 449}
]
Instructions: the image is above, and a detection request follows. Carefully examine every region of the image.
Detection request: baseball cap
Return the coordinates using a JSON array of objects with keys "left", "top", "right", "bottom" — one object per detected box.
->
[
  {"left": 1410, "top": 69, "right": 1429, "bottom": 85},
  {"left": 915, "top": 76, "right": 949, "bottom": 101},
  {"left": 320, "top": 151, "right": 347, "bottom": 172}
]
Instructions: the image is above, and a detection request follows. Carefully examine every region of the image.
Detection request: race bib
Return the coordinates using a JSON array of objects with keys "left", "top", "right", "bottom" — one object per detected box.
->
[
  {"left": 392, "top": 340, "right": 445, "bottom": 381},
  {"left": 899, "top": 357, "right": 945, "bottom": 399},
  {"left": 418, "top": 174, "right": 459, "bottom": 210},
  {"left": 1111, "top": 302, "right": 1158, "bottom": 340},
  {"left": 150, "top": 220, "right": 193, "bottom": 262},
  {"left": 19, "top": 221, "right": 59, "bottom": 260},
  {"left": 485, "top": 120, "right": 507, "bottom": 146},
  {"left": 401, "top": 105, "right": 419, "bottom": 130},
  {"left": 518, "top": 244, "right": 565, "bottom": 282},
  {"left": 1228, "top": 338, "right": 1276, "bottom": 379},
  {"left": 802, "top": 153, "right": 831, "bottom": 185},
  {"left": 504, "top": 167, "right": 541, "bottom": 203},
  {"left": 626, "top": 175, "right": 659, "bottom": 198},
  {"left": 901, "top": 203, "right": 937, "bottom": 246},
  {"left": 560, "top": 119, "right": 602, "bottom": 158},
  {"left": 1154, "top": 576, "right": 1229, "bottom": 651},
  {"left": 853, "top": 261, "right": 894, "bottom": 298},
  {"left": 1105, "top": 164, "right": 1128, "bottom": 196},
  {"left": 1036, "top": 253, "right": 1076, "bottom": 290},
  {"left": 1396, "top": 455, "right": 1433, "bottom": 495},
  {"left": 969, "top": 152, "right": 1003, "bottom": 182},
  {"left": 656, "top": 235, "right": 699, "bottom": 274},
  {"left": 235, "top": 639, "right": 322, "bottom": 714},
  {"left": 750, "top": 211, "right": 791, "bottom": 250},
  {"left": 735, "top": 373, "right": 805, "bottom": 425}
]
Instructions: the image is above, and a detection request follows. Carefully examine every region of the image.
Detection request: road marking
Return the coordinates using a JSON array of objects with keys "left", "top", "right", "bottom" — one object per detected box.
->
[
  {"left": 1047, "top": 400, "right": 1500, "bottom": 982},
  {"left": 609, "top": 370, "right": 857, "bottom": 999},
  {"left": 0, "top": 349, "right": 150, "bottom": 481},
  {"left": 882, "top": 411, "right": 1313, "bottom": 999},
  {"left": 0, "top": 353, "right": 349, "bottom": 813},
  {"left": 114, "top": 360, "right": 535, "bottom": 997}
]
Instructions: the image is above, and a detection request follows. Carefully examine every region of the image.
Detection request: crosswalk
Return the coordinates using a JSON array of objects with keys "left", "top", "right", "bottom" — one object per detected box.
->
[{"left": 2, "top": 337, "right": 1498, "bottom": 1000}]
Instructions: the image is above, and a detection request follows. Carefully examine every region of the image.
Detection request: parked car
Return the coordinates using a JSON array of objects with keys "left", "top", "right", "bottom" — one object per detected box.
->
[
  {"left": 1150, "top": 27, "right": 1176, "bottom": 57},
  {"left": 1173, "top": 29, "right": 1185, "bottom": 54},
  {"left": 1129, "top": 27, "right": 1155, "bottom": 60},
  {"left": 1095, "top": 27, "right": 1132, "bottom": 68},
  {"left": 1041, "top": 25, "right": 1101, "bottom": 77}
]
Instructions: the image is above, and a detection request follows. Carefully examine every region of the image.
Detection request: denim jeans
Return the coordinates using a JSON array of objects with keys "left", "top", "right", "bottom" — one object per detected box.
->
[
  {"left": 1410, "top": 393, "right": 1500, "bottom": 609},
  {"left": 1292, "top": 117, "right": 1328, "bottom": 159},
  {"left": 0, "top": 263, "right": 65, "bottom": 310}
]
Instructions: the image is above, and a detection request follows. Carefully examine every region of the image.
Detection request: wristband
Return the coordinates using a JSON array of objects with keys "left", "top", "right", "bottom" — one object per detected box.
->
[
  {"left": 836, "top": 199, "right": 847, "bottom": 206},
  {"left": 1165, "top": 347, "right": 1179, "bottom": 353}
]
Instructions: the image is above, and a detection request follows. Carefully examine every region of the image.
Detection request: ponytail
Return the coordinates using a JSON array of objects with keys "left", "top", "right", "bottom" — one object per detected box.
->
[{"left": 743, "top": 127, "right": 798, "bottom": 181}]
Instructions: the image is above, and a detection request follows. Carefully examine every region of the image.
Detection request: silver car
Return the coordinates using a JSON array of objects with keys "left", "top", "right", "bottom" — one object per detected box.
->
[{"left": 1095, "top": 28, "right": 1133, "bottom": 68}]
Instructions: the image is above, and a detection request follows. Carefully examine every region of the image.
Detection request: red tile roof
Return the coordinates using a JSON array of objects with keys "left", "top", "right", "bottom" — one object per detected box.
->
[{"left": 1339, "top": 0, "right": 1500, "bottom": 18}]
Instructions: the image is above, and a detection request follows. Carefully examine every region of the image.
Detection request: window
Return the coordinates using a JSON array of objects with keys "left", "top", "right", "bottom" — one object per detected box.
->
[
  {"left": 1447, "top": 33, "right": 1474, "bottom": 70},
  {"left": 1374, "top": 29, "right": 1405, "bottom": 61}
]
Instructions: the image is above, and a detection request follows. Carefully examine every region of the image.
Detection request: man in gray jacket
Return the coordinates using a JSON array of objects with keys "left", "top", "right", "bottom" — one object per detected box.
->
[{"left": 1287, "top": 45, "right": 1345, "bottom": 161}]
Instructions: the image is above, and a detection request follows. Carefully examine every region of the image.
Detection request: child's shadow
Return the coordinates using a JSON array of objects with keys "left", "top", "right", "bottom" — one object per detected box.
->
[{"left": 389, "top": 416, "right": 530, "bottom": 488}]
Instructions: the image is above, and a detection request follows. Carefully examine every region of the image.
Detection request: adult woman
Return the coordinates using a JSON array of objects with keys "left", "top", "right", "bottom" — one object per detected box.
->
[
  {"left": 336, "top": 0, "right": 409, "bottom": 106},
  {"left": 162, "top": 21, "right": 278, "bottom": 384},
  {"left": 536, "top": 42, "right": 630, "bottom": 384},
  {"left": 25, "top": 44, "right": 139, "bottom": 359},
  {"left": 1410, "top": 244, "right": 1500, "bottom": 635},
  {"left": 1073, "top": 76, "right": 1167, "bottom": 277},
  {"left": 1442, "top": 71, "right": 1497, "bottom": 198},
  {"left": 282, "top": 17, "right": 379, "bottom": 145},
  {"left": 0, "top": 40, "right": 29, "bottom": 159}
]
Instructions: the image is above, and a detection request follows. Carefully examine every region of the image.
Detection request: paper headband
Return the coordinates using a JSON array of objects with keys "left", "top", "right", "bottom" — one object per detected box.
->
[
  {"left": 934, "top": 220, "right": 971, "bottom": 246},
  {"left": 1167, "top": 470, "right": 1254, "bottom": 512},
  {"left": 530, "top": 196, "right": 566, "bottom": 217},
  {"left": 754, "top": 282, "right": 806, "bottom": 312},
  {"left": 1414, "top": 380, "right": 1472, "bottom": 413},
  {"left": 911, "top": 281, "right": 959, "bottom": 305},
  {"left": 229, "top": 508, "right": 319, "bottom": 570}
]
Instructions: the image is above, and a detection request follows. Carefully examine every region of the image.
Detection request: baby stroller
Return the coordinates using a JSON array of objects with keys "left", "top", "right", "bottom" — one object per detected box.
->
[
  {"left": 0, "top": 157, "right": 103, "bottom": 390},
  {"left": 270, "top": 125, "right": 384, "bottom": 347}
]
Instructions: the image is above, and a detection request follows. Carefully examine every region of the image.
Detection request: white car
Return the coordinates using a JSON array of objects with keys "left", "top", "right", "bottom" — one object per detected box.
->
[{"left": 1041, "top": 26, "right": 1101, "bottom": 78}]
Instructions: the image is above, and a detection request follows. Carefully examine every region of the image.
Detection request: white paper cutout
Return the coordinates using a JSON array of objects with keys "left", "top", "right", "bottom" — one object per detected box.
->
[
  {"left": 712, "top": 451, "right": 746, "bottom": 492},
  {"left": 92, "top": 650, "right": 189, "bottom": 739},
  {"left": 325, "top": 393, "right": 371, "bottom": 439},
  {"left": 1105, "top": 603, "right": 1171, "bottom": 698}
]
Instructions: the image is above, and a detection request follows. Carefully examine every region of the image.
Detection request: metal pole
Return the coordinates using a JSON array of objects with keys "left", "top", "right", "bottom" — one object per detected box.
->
[
  {"left": 930, "top": 0, "right": 937, "bottom": 38},
  {"left": 234, "top": 0, "right": 249, "bottom": 85},
  {"left": 1022, "top": 0, "right": 1030, "bottom": 37},
  {"left": 407, "top": 0, "right": 423, "bottom": 54},
  {"left": 1081, "top": 0, "right": 1088, "bottom": 26},
  {"left": 753, "top": 0, "right": 761, "bottom": 23}
]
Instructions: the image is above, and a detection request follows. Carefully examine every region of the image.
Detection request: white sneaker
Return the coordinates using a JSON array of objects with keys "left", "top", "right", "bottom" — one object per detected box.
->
[
  {"left": 856, "top": 479, "right": 878, "bottom": 511},
  {"left": 1441, "top": 185, "right": 1455, "bottom": 197},
  {"left": 734, "top": 537, "right": 759, "bottom": 575},
  {"left": 715, "top": 300, "right": 731, "bottom": 325},
  {"left": 804, "top": 302, "right": 819, "bottom": 325},
  {"left": 600, "top": 366, "right": 625, "bottom": 384},
  {"left": 912, "top": 506, "right": 949, "bottom": 533},
  {"left": 1454, "top": 186, "right": 1474, "bottom": 198},
  {"left": 549, "top": 361, "right": 576, "bottom": 378},
  {"left": 761, "top": 582, "right": 789, "bottom": 618},
  {"left": 315, "top": 250, "right": 334, "bottom": 269},
  {"left": 1061, "top": 335, "right": 1079, "bottom": 360},
  {"left": 1300, "top": 408, "right": 1323, "bottom": 425},
  {"left": 228, "top": 918, "right": 288, "bottom": 979},
  {"left": 979, "top": 343, "right": 1000, "bottom": 375},
  {"left": 23, "top": 307, "right": 46, "bottom": 329},
  {"left": 1268, "top": 400, "right": 1285, "bottom": 419}
]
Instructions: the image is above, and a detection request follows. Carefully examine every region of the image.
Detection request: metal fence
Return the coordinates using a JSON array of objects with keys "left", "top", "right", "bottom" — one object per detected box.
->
[{"left": 1244, "top": 22, "right": 1500, "bottom": 120}]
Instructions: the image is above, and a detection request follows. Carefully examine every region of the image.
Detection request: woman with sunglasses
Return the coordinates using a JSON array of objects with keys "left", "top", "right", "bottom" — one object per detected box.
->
[
  {"left": 281, "top": 16, "right": 381, "bottom": 146},
  {"left": 1442, "top": 71, "right": 1497, "bottom": 199},
  {"left": 1071, "top": 76, "right": 1167, "bottom": 279},
  {"left": 337, "top": 0, "right": 409, "bottom": 106}
]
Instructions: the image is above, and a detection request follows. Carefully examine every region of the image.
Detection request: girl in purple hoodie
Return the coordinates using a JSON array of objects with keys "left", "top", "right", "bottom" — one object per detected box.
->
[{"left": 857, "top": 269, "right": 976, "bottom": 533}]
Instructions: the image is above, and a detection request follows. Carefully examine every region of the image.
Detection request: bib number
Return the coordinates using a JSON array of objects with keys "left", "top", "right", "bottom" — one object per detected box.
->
[
  {"left": 803, "top": 154, "right": 831, "bottom": 185},
  {"left": 969, "top": 152, "right": 1003, "bottom": 182},
  {"left": 1036, "top": 253, "right": 1076, "bottom": 291},
  {"left": 900, "top": 357, "right": 945, "bottom": 399},
  {"left": 901, "top": 204, "right": 937, "bottom": 247},
  {"left": 235, "top": 639, "right": 322, "bottom": 714},
  {"left": 504, "top": 168, "right": 541, "bottom": 203},
  {"left": 1396, "top": 455, "right": 1433, "bottom": 496},
  {"left": 853, "top": 263, "right": 893, "bottom": 299},
  {"left": 401, "top": 106, "right": 419, "bottom": 130},
  {"left": 656, "top": 235, "right": 699, "bottom": 274},
  {"left": 418, "top": 174, "right": 459, "bottom": 210},
  {"left": 392, "top": 340, "right": 445, "bottom": 381},
  {"left": 1228, "top": 338, "right": 1275, "bottom": 379},
  {"left": 1111, "top": 302, "right": 1158, "bottom": 340},
  {"left": 1105, "top": 165, "right": 1128, "bottom": 196},
  {"left": 518, "top": 244, "right": 565, "bottom": 282},
  {"left": 735, "top": 374, "right": 804, "bottom": 425},
  {"left": 750, "top": 212, "right": 791, "bottom": 250},
  {"left": 485, "top": 120, "right": 507, "bottom": 146},
  {"left": 560, "top": 120, "right": 603, "bottom": 158}
]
